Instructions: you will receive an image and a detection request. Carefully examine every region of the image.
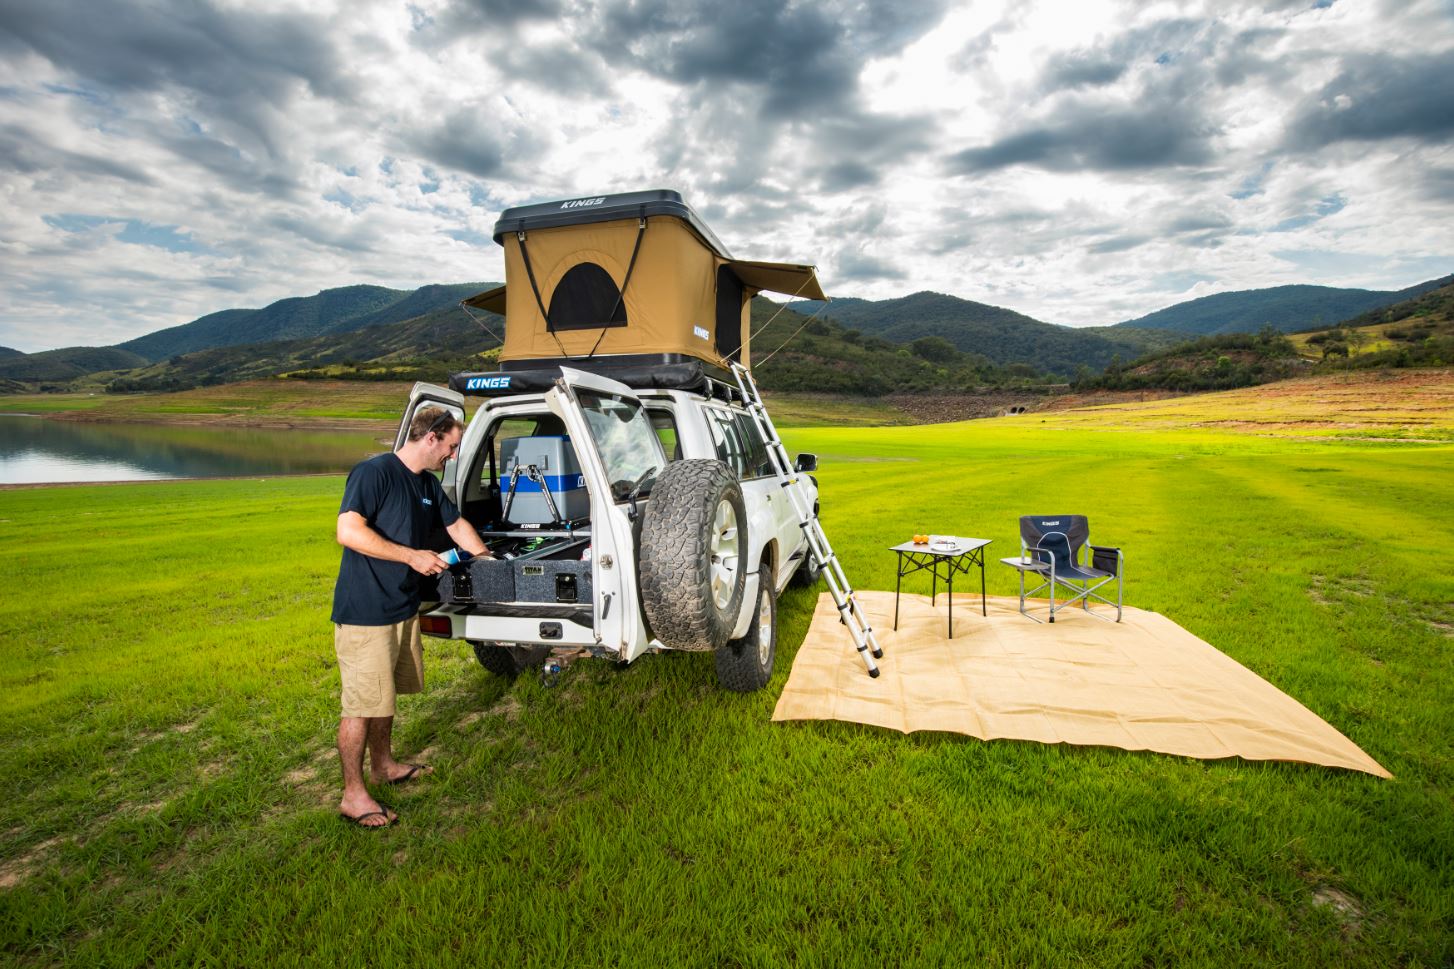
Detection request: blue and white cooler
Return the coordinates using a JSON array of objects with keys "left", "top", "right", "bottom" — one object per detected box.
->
[{"left": 499, "top": 435, "right": 588, "bottom": 524}]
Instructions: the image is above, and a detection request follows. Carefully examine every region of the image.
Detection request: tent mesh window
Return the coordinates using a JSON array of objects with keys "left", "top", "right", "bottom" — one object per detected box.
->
[
  {"left": 547, "top": 262, "right": 628, "bottom": 332},
  {"left": 714, "top": 265, "right": 745, "bottom": 361}
]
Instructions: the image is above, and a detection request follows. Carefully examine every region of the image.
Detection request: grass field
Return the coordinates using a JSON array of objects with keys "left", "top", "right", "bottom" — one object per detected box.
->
[{"left": 1, "top": 373, "right": 1452, "bottom": 966}]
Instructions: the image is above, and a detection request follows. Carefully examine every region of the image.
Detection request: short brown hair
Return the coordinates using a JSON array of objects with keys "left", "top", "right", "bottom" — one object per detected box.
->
[{"left": 408, "top": 407, "right": 460, "bottom": 442}]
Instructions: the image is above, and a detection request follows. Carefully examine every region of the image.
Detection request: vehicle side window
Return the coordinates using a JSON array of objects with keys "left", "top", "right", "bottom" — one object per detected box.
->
[
  {"left": 647, "top": 409, "right": 681, "bottom": 462},
  {"left": 707, "top": 408, "right": 749, "bottom": 478},
  {"left": 734, "top": 411, "right": 773, "bottom": 478}
]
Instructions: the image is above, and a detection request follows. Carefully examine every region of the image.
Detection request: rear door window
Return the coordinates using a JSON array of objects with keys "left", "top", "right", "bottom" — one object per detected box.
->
[{"left": 575, "top": 388, "right": 666, "bottom": 499}]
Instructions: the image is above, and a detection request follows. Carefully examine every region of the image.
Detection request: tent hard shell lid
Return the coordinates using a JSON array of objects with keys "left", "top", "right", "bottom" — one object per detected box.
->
[{"left": 461, "top": 190, "right": 825, "bottom": 372}]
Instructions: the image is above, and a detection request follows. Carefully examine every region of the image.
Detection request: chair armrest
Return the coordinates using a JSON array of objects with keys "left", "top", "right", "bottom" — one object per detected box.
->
[
  {"left": 1089, "top": 544, "right": 1122, "bottom": 575},
  {"left": 1025, "top": 546, "right": 1057, "bottom": 577}
]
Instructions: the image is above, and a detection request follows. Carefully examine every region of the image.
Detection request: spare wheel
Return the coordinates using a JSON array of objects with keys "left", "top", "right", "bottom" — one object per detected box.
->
[{"left": 639, "top": 459, "right": 747, "bottom": 651}]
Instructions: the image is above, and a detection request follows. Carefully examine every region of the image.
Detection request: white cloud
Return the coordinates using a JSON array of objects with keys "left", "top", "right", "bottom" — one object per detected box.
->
[{"left": 0, "top": 0, "right": 1450, "bottom": 351}]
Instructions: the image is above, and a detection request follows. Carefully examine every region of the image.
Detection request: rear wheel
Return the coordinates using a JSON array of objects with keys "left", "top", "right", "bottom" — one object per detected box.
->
[
  {"left": 789, "top": 549, "right": 823, "bottom": 588},
  {"left": 471, "top": 641, "right": 551, "bottom": 678},
  {"left": 715, "top": 571, "right": 776, "bottom": 692}
]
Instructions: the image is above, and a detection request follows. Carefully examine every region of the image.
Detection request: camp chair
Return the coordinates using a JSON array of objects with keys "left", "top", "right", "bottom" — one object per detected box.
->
[{"left": 1017, "top": 515, "right": 1123, "bottom": 623}]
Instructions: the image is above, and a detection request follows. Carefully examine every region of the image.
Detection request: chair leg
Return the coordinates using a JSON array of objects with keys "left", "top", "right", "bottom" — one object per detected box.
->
[{"left": 1049, "top": 565, "right": 1056, "bottom": 622}]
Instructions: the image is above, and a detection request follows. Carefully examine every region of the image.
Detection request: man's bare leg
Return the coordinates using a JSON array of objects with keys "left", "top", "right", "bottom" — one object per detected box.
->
[
  {"left": 367, "top": 715, "right": 433, "bottom": 784},
  {"left": 338, "top": 717, "right": 395, "bottom": 826}
]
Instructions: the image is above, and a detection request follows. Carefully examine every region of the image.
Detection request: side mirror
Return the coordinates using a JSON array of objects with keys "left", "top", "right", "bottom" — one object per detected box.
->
[{"left": 794, "top": 453, "right": 818, "bottom": 473}]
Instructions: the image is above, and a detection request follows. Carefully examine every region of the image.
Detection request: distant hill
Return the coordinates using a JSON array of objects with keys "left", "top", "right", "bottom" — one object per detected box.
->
[
  {"left": 102, "top": 296, "right": 1074, "bottom": 398},
  {"left": 0, "top": 346, "right": 149, "bottom": 383},
  {"left": 736, "top": 299, "right": 1064, "bottom": 394},
  {"left": 1289, "top": 280, "right": 1454, "bottom": 369},
  {"left": 788, "top": 291, "right": 1176, "bottom": 376},
  {"left": 1324, "top": 278, "right": 1454, "bottom": 332},
  {"left": 105, "top": 300, "right": 506, "bottom": 392},
  {"left": 1113, "top": 274, "right": 1454, "bottom": 336},
  {"left": 1082, "top": 278, "right": 1454, "bottom": 391},
  {"left": 7, "top": 272, "right": 1451, "bottom": 396},
  {"left": 113, "top": 283, "right": 493, "bottom": 362}
]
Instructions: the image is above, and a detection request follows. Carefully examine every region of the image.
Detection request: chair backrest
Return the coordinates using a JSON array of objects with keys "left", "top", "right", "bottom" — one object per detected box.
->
[{"left": 1020, "top": 515, "right": 1090, "bottom": 573}]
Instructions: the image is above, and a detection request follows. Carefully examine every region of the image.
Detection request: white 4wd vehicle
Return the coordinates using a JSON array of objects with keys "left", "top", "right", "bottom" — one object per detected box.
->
[{"left": 401, "top": 365, "right": 821, "bottom": 692}]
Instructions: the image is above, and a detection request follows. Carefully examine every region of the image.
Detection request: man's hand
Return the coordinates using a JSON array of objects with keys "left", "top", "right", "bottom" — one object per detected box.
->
[{"left": 406, "top": 549, "right": 449, "bottom": 576}]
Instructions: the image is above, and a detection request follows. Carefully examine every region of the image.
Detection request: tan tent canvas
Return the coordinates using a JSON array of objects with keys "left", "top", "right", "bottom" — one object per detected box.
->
[{"left": 463, "top": 191, "right": 824, "bottom": 372}]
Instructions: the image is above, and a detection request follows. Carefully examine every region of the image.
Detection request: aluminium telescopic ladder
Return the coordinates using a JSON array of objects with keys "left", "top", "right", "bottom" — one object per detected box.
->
[{"left": 730, "top": 363, "right": 883, "bottom": 677}]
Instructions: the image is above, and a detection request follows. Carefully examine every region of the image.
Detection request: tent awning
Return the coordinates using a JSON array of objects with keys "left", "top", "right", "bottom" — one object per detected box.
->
[
  {"left": 461, "top": 262, "right": 827, "bottom": 314},
  {"left": 461, "top": 285, "right": 507, "bottom": 315},
  {"left": 725, "top": 260, "right": 827, "bottom": 302}
]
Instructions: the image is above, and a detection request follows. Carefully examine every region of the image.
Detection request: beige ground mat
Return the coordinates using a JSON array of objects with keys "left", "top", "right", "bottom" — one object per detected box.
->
[{"left": 773, "top": 591, "right": 1390, "bottom": 778}]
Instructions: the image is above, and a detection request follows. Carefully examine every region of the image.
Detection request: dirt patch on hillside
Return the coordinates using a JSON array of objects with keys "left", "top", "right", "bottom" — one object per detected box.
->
[
  {"left": 884, "top": 393, "right": 1058, "bottom": 423},
  {"left": 1038, "top": 389, "right": 1191, "bottom": 411}
]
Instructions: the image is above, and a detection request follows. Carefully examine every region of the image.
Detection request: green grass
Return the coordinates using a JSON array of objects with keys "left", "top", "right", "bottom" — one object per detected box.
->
[
  {"left": 0, "top": 394, "right": 110, "bottom": 414},
  {"left": 1, "top": 394, "right": 1452, "bottom": 965}
]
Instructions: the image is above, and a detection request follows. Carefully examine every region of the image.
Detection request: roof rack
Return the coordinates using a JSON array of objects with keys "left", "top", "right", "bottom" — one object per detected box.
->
[{"left": 450, "top": 353, "right": 744, "bottom": 402}]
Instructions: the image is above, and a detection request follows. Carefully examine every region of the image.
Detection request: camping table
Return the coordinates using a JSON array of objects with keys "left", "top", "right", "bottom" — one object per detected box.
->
[{"left": 889, "top": 537, "right": 992, "bottom": 637}]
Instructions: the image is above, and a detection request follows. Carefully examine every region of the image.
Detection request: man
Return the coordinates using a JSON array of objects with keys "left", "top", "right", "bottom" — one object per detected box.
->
[{"left": 331, "top": 406, "right": 489, "bottom": 828}]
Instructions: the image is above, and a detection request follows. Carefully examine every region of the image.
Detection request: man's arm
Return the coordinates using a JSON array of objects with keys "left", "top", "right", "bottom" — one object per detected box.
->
[
  {"left": 445, "top": 517, "right": 490, "bottom": 559},
  {"left": 337, "top": 511, "right": 448, "bottom": 576}
]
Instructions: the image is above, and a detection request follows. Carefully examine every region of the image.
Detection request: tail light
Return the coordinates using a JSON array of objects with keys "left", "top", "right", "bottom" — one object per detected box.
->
[{"left": 419, "top": 615, "right": 453, "bottom": 637}]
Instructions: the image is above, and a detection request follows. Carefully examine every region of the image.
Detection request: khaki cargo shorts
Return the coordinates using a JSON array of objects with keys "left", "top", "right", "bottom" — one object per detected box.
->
[{"left": 334, "top": 617, "right": 424, "bottom": 718}]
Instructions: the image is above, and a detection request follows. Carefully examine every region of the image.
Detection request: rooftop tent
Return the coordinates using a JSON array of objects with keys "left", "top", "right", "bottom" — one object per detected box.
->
[{"left": 462, "top": 190, "right": 825, "bottom": 372}]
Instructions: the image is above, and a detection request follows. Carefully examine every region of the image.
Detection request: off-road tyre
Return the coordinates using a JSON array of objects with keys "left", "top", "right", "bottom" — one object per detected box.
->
[
  {"left": 716, "top": 569, "right": 776, "bottom": 692},
  {"left": 789, "top": 550, "right": 823, "bottom": 588},
  {"left": 471, "top": 641, "right": 551, "bottom": 678},
  {"left": 639, "top": 459, "right": 747, "bottom": 652}
]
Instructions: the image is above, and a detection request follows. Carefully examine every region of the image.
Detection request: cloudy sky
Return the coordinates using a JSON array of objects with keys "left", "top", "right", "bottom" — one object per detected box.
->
[{"left": 1, "top": 0, "right": 1452, "bottom": 352}]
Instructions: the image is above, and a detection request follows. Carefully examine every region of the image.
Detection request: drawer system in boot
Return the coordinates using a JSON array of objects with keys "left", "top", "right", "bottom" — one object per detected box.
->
[
  {"left": 515, "top": 559, "right": 593, "bottom": 604},
  {"left": 437, "top": 557, "right": 516, "bottom": 604}
]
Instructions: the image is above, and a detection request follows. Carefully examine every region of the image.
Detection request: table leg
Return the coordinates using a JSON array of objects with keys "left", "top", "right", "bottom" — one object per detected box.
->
[
  {"left": 947, "top": 562, "right": 953, "bottom": 638},
  {"left": 893, "top": 553, "right": 902, "bottom": 631},
  {"left": 980, "top": 552, "right": 987, "bottom": 617}
]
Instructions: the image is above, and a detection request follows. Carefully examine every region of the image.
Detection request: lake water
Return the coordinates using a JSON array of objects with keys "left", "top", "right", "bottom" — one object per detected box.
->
[{"left": 0, "top": 415, "right": 389, "bottom": 485}]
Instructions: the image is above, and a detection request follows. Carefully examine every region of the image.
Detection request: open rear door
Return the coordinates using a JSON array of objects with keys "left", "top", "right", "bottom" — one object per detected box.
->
[
  {"left": 395, "top": 382, "right": 467, "bottom": 502},
  {"left": 546, "top": 367, "right": 667, "bottom": 660}
]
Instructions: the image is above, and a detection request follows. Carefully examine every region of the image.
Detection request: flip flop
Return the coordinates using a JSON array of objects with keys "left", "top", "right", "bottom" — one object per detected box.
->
[
  {"left": 386, "top": 763, "right": 431, "bottom": 785},
  {"left": 340, "top": 804, "right": 397, "bottom": 828}
]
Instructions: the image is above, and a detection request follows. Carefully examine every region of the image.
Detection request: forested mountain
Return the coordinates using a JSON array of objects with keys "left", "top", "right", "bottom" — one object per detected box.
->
[
  {"left": 0, "top": 346, "right": 149, "bottom": 383},
  {"left": 1112, "top": 274, "right": 1453, "bottom": 336},
  {"left": 789, "top": 291, "right": 1176, "bottom": 375},
  {"left": 114, "top": 282, "right": 492, "bottom": 362},
  {"left": 6, "top": 272, "right": 1450, "bottom": 396},
  {"left": 1326, "top": 278, "right": 1454, "bottom": 332},
  {"left": 106, "top": 300, "right": 504, "bottom": 392}
]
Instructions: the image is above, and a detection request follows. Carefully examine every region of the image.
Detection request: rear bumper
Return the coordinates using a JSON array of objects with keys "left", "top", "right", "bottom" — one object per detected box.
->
[{"left": 421, "top": 601, "right": 599, "bottom": 649}]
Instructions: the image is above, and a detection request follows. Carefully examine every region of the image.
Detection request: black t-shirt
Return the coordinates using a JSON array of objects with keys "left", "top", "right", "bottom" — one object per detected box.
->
[{"left": 330, "top": 452, "right": 460, "bottom": 626}]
